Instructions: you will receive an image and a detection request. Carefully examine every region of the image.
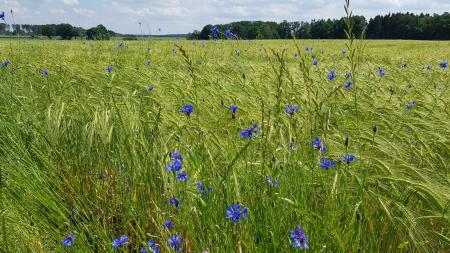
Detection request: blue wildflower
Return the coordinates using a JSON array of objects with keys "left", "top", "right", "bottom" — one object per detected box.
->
[
  {"left": 62, "top": 234, "right": 76, "bottom": 246},
  {"left": 170, "top": 150, "right": 184, "bottom": 162},
  {"left": 439, "top": 60, "right": 448, "bottom": 69},
  {"left": 180, "top": 104, "right": 194, "bottom": 116},
  {"left": 106, "top": 66, "right": 113, "bottom": 73},
  {"left": 1, "top": 60, "right": 10, "bottom": 68},
  {"left": 146, "top": 60, "right": 152, "bottom": 65},
  {"left": 312, "top": 60, "right": 317, "bottom": 66},
  {"left": 148, "top": 241, "right": 161, "bottom": 253},
  {"left": 305, "top": 47, "right": 310, "bottom": 52},
  {"left": 311, "top": 53, "right": 315, "bottom": 59},
  {"left": 210, "top": 26, "right": 219, "bottom": 40},
  {"left": 327, "top": 70, "right": 335, "bottom": 80},
  {"left": 311, "top": 137, "right": 327, "bottom": 153},
  {"left": 229, "top": 105, "right": 238, "bottom": 113},
  {"left": 167, "top": 234, "right": 183, "bottom": 252},
  {"left": 196, "top": 182, "right": 206, "bottom": 195},
  {"left": 140, "top": 247, "right": 148, "bottom": 253},
  {"left": 344, "top": 80, "right": 353, "bottom": 89},
  {"left": 266, "top": 176, "right": 280, "bottom": 187},
  {"left": 166, "top": 160, "right": 182, "bottom": 172},
  {"left": 378, "top": 67, "right": 385, "bottom": 77},
  {"left": 290, "top": 226, "right": 309, "bottom": 250},
  {"left": 274, "top": 180, "right": 280, "bottom": 187},
  {"left": 342, "top": 50, "right": 347, "bottom": 55},
  {"left": 345, "top": 72, "right": 351, "bottom": 79},
  {"left": 112, "top": 235, "right": 128, "bottom": 249},
  {"left": 163, "top": 219, "right": 174, "bottom": 229},
  {"left": 226, "top": 203, "right": 248, "bottom": 222},
  {"left": 42, "top": 70, "right": 49, "bottom": 76},
  {"left": 240, "top": 123, "right": 259, "bottom": 139},
  {"left": 284, "top": 105, "right": 300, "bottom": 116},
  {"left": 320, "top": 157, "right": 336, "bottom": 169},
  {"left": 0, "top": 11, "right": 4, "bottom": 20},
  {"left": 342, "top": 154, "right": 356, "bottom": 164},
  {"left": 176, "top": 171, "right": 188, "bottom": 182},
  {"left": 402, "top": 63, "right": 408, "bottom": 68},
  {"left": 169, "top": 197, "right": 180, "bottom": 208},
  {"left": 147, "top": 86, "right": 154, "bottom": 91},
  {"left": 406, "top": 101, "right": 416, "bottom": 110},
  {"left": 147, "top": 47, "right": 151, "bottom": 52},
  {"left": 225, "top": 28, "right": 235, "bottom": 39}
]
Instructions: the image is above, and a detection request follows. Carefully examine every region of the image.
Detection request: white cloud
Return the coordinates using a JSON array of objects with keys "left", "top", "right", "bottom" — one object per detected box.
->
[
  {"left": 73, "top": 7, "right": 95, "bottom": 17},
  {"left": 49, "top": 8, "right": 67, "bottom": 14},
  {"left": 62, "top": 0, "right": 79, "bottom": 5}
]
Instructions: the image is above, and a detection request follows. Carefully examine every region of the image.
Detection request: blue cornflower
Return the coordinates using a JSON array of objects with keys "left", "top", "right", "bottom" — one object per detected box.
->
[
  {"left": 439, "top": 60, "right": 448, "bottom": 69},
  {"left": 345, "top": 72, "right": 352, "bottom": 79},
  {"left": 225, "top": 28, "right": 235, "bottom": 39},
  {"left": 226, "top": 203, "right": 248, "bottom": 222},
  {"left": 312, "top": 60, "right": 317, "bottom": 66},
  {"left": 176, "top": 171, "right": 188, "bottom": 182},
  {"left": 148, "top": 241, "right": 161, "bottom": 253},
  {"left": 344, "top": 80, "right": 353, "bottom": 89},
  {"left": 290, "top": 226, "right": 309, "bottom": 250},
  {"left": 342, "top": 50, "right": 347, "bottom": 55},
  {"left": 240, "top": 123, "right": 259, "bottom": 139},
  {"left": 274, "top": 180, "right": 280, "bottom": 187},
  {"left": 62, "top": 234, "right": 76, "bottom": 246},
  {"left": 147, "top": 47, "right": 151, "bottom": 52},
  {"left": 342, "top": 154, "right": 356, "bottom": 164},
  {"left": 378, "top": 67, "right": 385, "bottom": 77},
  {"left": 402, "top": 63, "right": 408, "bottom": 68},
  {"left": 229, "top": 105, "right": 238, "bottom": 113},
  {"left": 406, "top": 101, "right": 416, "bottom": 110},
  {"left": 147, "top": 86, "right": 154, "bottom": 91},
  {"left": 170, "top": 150, "right": 184, "bottom": 162},
  {"left": 169, "top": 197, "right": 180, "bottom": 208},
  {"left": 140, "top": 247, "right": 148, "bottom": 253},
  {"left": 167, "top": 234, "right": 183, "bottom": 252},
  {"left": 196, "top": 182, "right": 211, "bottom": 195},
  {"left": 180, "top": 104, "right": 194, "bottom": 116},
  {"left": 106, "top": 66, "right": 113, "bottom": 73},
  {"left": 210, "top": 26, "right": 219, "bottom": 40},
  {"left": 266, "top": 176, "right": 280, "bottom": 187},
  {"left": 311, "top": 53, "right": 315, "bottom": 59},
  {"left": 0, "top": 11, "right": 4, "bottom": 20},
  {"left": 305, "top": 47, "right": 310, "bottom": 52},
  {"left": 42, "top": 70, "right": 49, "bottom": 76},
  {"left": 1, "top": 60, "right": 10, "bottom": 68},
  {"left": 327, "top": 70, "right": 335, "bottom": 80},
  {"left": 284, "top": 105, "right": 300, "bottom": 116},
  {"left": 311, "top": 137, "right": 327, "bottom": 153},
  {"left": 163, "top": 219, "right": 174, "bottom": 229},
  {"left": 146, "top": 60, "right": 152, "bottom": 65},
  {"left": 320, "top": 157, "right": 336, "bottom": 169},
  {"left": 166, "top": 160, "right": 182, "bottom": 172},
  {"left": 116, "top": 42, "right": 124, "bottom": 47},
  {"left": 265, "top": 176, "right": 272, "bottom": 185},
  {"left": 196, "top": 182, "right": 206, "bottom": 195},
  {"left": 112, "top": 235, "right": 128, "bottom": 249}
]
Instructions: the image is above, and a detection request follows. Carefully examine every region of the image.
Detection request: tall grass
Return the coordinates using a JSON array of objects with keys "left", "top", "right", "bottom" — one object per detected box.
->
[{"left": 0, "top": 14, "right": 449, "bottom": 253}]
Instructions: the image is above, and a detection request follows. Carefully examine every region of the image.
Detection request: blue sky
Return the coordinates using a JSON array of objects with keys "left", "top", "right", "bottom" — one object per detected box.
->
[{"left": 1, "top": 0, "right": 449, "bottom": 34}]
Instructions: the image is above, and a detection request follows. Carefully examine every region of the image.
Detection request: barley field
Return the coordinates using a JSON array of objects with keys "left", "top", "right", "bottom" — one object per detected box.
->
[{"left": 0, "top": 38, "right": 449, "bottom": 252}]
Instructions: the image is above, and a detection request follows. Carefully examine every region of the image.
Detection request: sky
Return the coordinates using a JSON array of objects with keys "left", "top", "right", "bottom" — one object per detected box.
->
[{"left": 1, "top": 0, "right": 449, "bottom": 34}]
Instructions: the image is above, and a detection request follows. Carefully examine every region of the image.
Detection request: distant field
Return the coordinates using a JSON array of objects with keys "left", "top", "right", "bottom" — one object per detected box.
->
[{"left": 0, "top": 38, "right": 449, "bottom": 252}]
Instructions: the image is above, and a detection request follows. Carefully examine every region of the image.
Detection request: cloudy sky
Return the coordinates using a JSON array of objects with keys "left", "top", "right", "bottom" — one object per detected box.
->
[{"left": 1, "top": 0, "right": 449, "bottom": 34}]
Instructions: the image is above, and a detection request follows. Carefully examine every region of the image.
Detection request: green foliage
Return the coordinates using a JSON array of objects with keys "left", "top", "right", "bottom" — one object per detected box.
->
[
  {"left": 0, "top": 37, "right": 449, "bottom": 252},
  {"left": 86, "top": 24, "right": 111, "bottom": 40}
]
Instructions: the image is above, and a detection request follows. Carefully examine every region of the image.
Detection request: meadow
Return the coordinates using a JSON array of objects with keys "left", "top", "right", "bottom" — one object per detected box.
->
[{"left": 0, "top": 37, "right": 449, "bottom": 252}]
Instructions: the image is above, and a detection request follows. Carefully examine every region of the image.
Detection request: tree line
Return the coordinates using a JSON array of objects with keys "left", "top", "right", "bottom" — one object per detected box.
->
[
  {"left": 187, "top": 12, "right": 450, "bottom": 40},
  {"left": 0, "top": 23, "right": 118, "bottom": 40}
]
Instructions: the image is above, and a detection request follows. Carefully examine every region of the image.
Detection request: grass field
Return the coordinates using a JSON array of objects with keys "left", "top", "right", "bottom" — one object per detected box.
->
[{"left": 0, "top": 37, "right": 449, "bottom": 252}]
